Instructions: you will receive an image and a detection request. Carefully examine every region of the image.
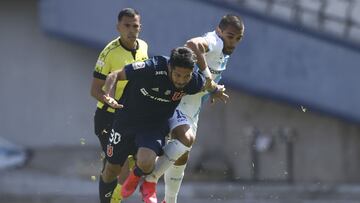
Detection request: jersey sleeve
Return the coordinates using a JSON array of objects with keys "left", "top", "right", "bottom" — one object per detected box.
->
[
  {"left": 185, "top": 72, "right": 205, "bottom": 95},
  {"left": 203, "top": 32, "right": 219, "bottom": 52},
  {"left": 93, "top": 49, "right": 112, "bottom": 80},
  {"left": 124, "top": 58, "right": 155, "bottom": 80}
]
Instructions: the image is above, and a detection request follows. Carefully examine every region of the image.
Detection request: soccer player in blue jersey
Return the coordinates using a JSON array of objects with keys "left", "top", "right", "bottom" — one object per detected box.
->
[
  {"left": 142, "top": 14, "right": 245, "bottom": 203},
  {"left": 98, "top": 47, "right": 226, "bottom": 203}
]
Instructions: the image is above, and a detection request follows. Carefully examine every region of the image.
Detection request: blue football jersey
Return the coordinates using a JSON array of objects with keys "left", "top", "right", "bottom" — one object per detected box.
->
[{"left": 114, "top": 56, "right": 205, "bottom": 133}]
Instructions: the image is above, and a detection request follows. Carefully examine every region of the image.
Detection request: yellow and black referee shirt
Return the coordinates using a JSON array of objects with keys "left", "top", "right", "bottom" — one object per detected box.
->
[{"left": 93, "top": 37, "right": 148, "bottom": 112}]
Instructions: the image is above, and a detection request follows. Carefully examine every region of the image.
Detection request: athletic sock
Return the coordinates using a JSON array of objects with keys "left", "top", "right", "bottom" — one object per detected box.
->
[
  {"left": 99, "top": 176, "right": 118, "bottom": 203},
  {"left": 145, "top": 139, "right": 190, "bottom": 183},
  {"left": 164, "top": 164, "right": 186, "bottom": 203}
]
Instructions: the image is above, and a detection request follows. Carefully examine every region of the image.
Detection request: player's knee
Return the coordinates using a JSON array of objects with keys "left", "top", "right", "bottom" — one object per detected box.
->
[
  {"left": 174, "top": 151, "right": 189, "bottom": 165},
  {"left": 136, "top": 148, "right": 157, "bottom": 173},
  {"left": 178, "top": 130, "right": 195, "bottom": 147},
  {"left": 102, "top": 161, "right": 122, "bottom": 182},
  {"left": 136, "top": 158, "right": 154, "bottom": 173},
  {"left": 172, "top": 124, "right": 195, "bottom": 147}
]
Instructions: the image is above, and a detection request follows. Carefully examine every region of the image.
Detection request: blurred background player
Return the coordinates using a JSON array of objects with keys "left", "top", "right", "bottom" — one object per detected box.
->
[
  {"left": 143, "top": 14, "right": 245, "bottom": 203},
  {"left": 90, "top": 8, "right": 148, "bottom": 203}
]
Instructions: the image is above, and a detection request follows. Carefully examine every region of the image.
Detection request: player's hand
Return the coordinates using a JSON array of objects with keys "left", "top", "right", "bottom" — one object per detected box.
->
[
  {"left": 103, "top": 94, "right": 123, "bottom": 109},
  {"left": 210, "top": 84, "right": 229, "bottom": 104},
  {"left": 203, "top": 78, "right": 217, "bottom": 92}
]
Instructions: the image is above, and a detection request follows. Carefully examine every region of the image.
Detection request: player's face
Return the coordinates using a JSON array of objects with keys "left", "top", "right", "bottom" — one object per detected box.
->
[
  {"left": 218, "top": 25, "right": 244, "bottom": 55},
  {"left": 170, "top": 66, "right": 193, "bottom": 89},
  {"left": 117, "top": 15, "right": 141, "bottom": 43}
]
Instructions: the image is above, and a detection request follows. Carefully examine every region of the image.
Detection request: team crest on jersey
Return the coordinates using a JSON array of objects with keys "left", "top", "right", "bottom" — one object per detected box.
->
[
  {"left": 132, "top": 61, "right": 146, "bottom": 70},
  {"left": 106, "top": 144, "right": 113, "bottom": 157},
  {"left": 172, "top": 92, "right": 185, "bottom": 101}
]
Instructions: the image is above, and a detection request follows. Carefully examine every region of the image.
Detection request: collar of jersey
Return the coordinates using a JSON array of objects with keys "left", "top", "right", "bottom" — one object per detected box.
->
[{"left": 118, "top": 38, "right": 139, "bottom": 52}]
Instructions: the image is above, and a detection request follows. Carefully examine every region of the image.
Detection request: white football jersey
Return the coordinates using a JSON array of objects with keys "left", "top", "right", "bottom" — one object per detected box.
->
[{"left": 177, "top": 31, "right": 230, "bottom": 120}]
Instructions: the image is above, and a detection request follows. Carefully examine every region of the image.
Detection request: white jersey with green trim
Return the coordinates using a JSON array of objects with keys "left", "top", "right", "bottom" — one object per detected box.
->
[{"left": 177, "top": 31, "right": 230, "bottom": 121}]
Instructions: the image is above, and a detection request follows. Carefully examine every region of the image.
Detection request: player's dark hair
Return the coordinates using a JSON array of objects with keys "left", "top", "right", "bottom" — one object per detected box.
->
[
  {"left": 169, "top": 47, "right": 197, "bottom": 70},
  {"left": 118, "top": 8, "right": 140, "bottom": 22},
  {"left": 218, "top": 14, "right": 244, "bottom": 31}
]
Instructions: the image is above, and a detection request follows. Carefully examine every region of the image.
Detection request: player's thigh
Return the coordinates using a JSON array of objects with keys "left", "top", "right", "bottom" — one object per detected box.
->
[
  {"left": 94, "top": 108, "right": 114, "bottom": 151},
  {"left": 169, "top": 109, "right": 191, "bottom": 132},
  {"left": 106, "top": 128, "right": 137, "bottom": 167},
  {"left": 169, "top": 110, "right": 197, "bottom": 146},
  {"left": 136, "top": 128, "right": 167, "bottom": 157}
]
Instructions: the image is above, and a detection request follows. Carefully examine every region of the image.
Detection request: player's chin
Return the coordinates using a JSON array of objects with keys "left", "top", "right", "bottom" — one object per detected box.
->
[
  {"left": 223, "top": 48, "right": 234, "bottom": 55},
  {"left": 127, "top": 35, "right": 138, "bottom": 40},
  {"left": 174, "top": 84, "right": 186, "bottom": 89}
]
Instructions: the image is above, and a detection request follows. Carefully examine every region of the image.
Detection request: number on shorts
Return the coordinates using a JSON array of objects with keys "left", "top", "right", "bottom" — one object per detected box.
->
[
  {"left": 109, "top": 129, "right": 122, "bottom": 145},
  {"left": 175, "top": 109, "right": 186, "bottom": 120}
]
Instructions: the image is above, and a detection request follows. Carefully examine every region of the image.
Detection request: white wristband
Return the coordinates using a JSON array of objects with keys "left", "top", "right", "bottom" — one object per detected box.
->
[{"left": 202, "top": 67, "right": 212, "bottom": 79}]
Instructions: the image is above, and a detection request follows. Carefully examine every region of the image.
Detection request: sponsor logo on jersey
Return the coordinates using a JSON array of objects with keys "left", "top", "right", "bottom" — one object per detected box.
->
[
  {"left": 140, "top": 88, "right": 171, "bottom": 102},
  {"left": 132, "top": 61, "right": 146, "bottom": 70},
  {"left": 155, "top": 70, "right": 167, "bottom": 75}
]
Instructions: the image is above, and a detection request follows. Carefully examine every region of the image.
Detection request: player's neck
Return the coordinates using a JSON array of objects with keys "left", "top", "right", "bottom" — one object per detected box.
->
[{"left": 119, "top": 38, "right": 138, "bottom": 50}]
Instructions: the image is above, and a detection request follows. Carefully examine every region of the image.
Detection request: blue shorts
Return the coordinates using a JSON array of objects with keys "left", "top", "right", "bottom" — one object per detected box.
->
[{"left": 105, "top": 121, "right": 168, "bottom": 165}]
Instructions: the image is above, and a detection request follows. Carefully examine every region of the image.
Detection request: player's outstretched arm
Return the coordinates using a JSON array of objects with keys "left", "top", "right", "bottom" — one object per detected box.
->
[
  {"left": 101, "top": 68, "right": 127, "bottom": 109},
  {"left": 210, "top": 84, "right": 229, "bottom": 104},
  {"left": 103, "top": 69, "right": 127, "bottom": 95},
  {"left": 102, "top": 94, "right": 123, "bottom": 109},
  {"left": 202, "top": 80, "right": 229, "bottom": 103},
  {"left": 185, "top": 37, "right": 212, "bottom": 79}
]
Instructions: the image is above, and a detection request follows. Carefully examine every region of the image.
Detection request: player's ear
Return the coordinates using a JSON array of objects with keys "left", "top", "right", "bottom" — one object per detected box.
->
[
  {"left": 116, "top": 23, "right": 121, "bottom": 32},
  {"left": 216, "top": 26, "right": 222, "bottom": 34}
]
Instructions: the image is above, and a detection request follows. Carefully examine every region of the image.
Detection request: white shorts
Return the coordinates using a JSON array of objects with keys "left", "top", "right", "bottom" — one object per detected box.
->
[{"left": 168, "top": 108, "right": 199, "bottom": 136}]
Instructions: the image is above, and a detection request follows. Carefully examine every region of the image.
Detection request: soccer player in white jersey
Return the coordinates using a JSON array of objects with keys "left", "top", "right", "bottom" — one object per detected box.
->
[{"left": 124, "top": 14, "right": 245, "bottom": 203}]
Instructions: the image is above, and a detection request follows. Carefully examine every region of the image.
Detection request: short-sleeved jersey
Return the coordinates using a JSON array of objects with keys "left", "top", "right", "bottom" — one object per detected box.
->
[
  {"left": 115, "top": 56, "right": 205, "bottom": 133},
  {"left": 93, "top": 37, "right": 148, "bottom": 113},
  {"left": 177, "top": 31, "right": 230, "bottom": 119}
]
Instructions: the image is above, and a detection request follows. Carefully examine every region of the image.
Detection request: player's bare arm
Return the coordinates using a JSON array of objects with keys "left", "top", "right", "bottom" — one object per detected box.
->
[
  {"left": 185, "top": 37, "right": 213, "bottom": 79},
  {"left": 210, "top": 85, "right": 229, "bottom": 104},
  {"left": 91, "top": 78, "right": 116, "bottom": 101},
  {"left": 187, "top": 37, "right": 229, "bottom": 103},
  {"left": 201, "top": 79, "right": 229, "bottom": 103},
  {"left": 102, "top": 69, "right": 127, "bottom": 108}
]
